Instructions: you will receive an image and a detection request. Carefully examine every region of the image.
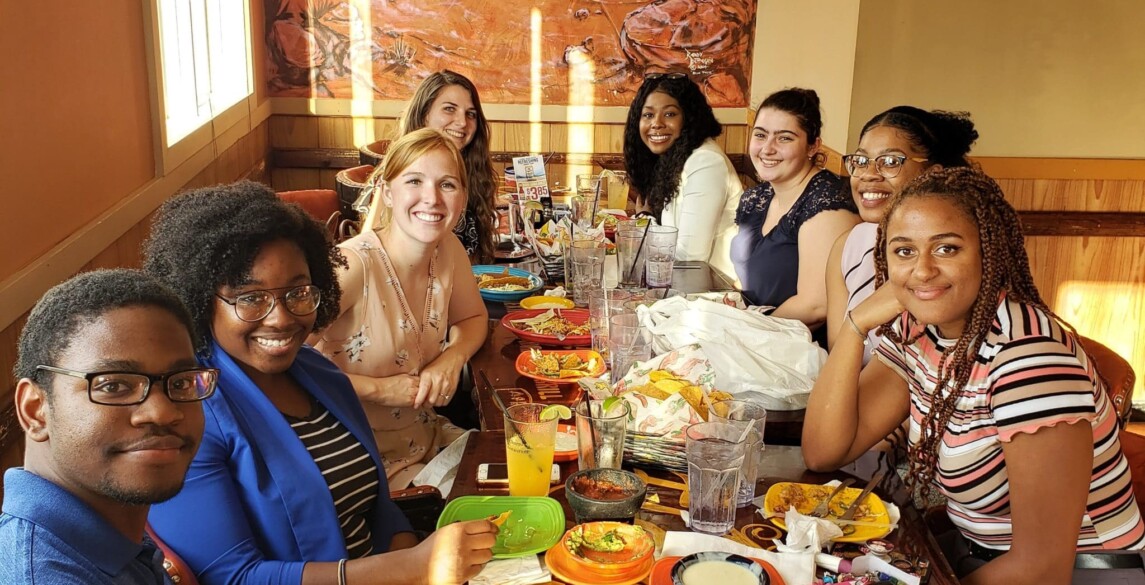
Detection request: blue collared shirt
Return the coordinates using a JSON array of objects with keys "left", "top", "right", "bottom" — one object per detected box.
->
[{"left": 0, "top": 468, "right": 171, "bottom": 585}]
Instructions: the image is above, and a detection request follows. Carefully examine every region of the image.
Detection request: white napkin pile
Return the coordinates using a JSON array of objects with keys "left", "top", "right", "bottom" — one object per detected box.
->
[
  {"left": 661, "top": 531, "right": 816, "bottom": 585},
  {"left": 469, "top": 555, "right": 550, "bottom": 585}
]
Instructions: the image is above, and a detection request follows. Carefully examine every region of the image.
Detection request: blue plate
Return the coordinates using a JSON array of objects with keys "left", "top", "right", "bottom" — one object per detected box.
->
[{"left": 473, "top": 265, "right": 544, "bottom": 302}]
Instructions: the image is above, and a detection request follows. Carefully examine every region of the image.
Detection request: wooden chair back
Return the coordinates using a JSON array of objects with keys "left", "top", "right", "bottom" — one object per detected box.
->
[{"left": 1079, "top": 336, "right": 1136, "bottom": 428}]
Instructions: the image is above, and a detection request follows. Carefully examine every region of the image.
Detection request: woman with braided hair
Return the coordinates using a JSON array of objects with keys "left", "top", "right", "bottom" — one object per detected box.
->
[{"left": 803, "top": 167, "right": 1144, "bottom": 583}]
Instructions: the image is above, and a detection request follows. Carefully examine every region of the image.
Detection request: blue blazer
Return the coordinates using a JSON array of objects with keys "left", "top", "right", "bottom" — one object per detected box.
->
[{"left": 149, "top": 344, "right": 411, "bottom": 585}]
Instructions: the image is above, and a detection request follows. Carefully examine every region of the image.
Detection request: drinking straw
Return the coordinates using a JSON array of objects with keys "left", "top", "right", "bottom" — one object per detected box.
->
[
  {"left": 626, "top": 222, "right": 650, "bottom": 284},
  {"left": 590, "top": 170, "right": 606, "bottom": 218},
  {"left": 579, "top": 392, "right": 595, "bottom": 464},
  {"left": 480, "top": 369, "right": 531, "bottom": 450}
]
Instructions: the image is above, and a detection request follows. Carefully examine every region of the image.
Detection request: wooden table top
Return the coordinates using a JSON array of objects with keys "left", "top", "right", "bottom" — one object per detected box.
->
[{"left": 449, "top": 430, "right": 958, "bottom": 585}]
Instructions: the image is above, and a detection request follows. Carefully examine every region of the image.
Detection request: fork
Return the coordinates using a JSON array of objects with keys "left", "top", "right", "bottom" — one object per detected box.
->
[{"left": 808, "top": 478, "right": 855, "bottom": 518}]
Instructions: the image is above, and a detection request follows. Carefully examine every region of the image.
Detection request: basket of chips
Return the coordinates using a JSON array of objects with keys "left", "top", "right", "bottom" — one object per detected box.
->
[{"left": 580, "top": 345, "right": 733, "bottom": 472}]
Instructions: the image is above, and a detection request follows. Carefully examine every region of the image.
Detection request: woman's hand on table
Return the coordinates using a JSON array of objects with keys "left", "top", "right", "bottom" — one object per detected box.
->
[
  {"left": 419, "top": 519, "right": 498, "bottom": 584},
  {"left": 415, "top": 349, "right": 467, "bottom": 408}
]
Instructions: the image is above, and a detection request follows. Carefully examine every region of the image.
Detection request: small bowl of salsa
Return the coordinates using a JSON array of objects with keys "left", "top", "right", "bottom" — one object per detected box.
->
[{"left": 564, "top": 468, "right": 646, "bottom": 525}]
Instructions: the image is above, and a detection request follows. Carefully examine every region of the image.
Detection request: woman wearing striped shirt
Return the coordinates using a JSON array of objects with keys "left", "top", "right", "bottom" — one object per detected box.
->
[
  {"left": 804, "top": 167, "right": 1144, "bottom": 584},
  {"left": 144, "top": 182, "right": 496, "bottom": 584}
]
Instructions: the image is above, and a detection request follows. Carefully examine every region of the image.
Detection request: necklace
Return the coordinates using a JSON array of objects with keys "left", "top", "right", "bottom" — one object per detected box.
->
[{"left": 374, "top": 241, "right": 438, "bottom": 375}]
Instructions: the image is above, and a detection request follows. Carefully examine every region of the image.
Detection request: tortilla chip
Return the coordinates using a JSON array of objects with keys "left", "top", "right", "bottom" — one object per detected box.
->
[
  {"left": 679, "top": 385, "right": 707, "bottom": 421},
  {"left": 560, "top": 354, "right": 584, "bottom": 369},
  {"left": 648, "top": 370, "right": 678, "bottom": 382},
  {"left": 631, "top": 383, "right": 672, "bottom": 401},
  {"left": 487, "top": 511, "right": 511, "bottom": 527},
  {"left": 558, "top": 369, "right": 588, "bottom": 379},
  {"left": 652, "top": 379, "right": 688, "bottom": 394},
  {"left": 709, "top": 390, "right": 734, "bottom": 403}
]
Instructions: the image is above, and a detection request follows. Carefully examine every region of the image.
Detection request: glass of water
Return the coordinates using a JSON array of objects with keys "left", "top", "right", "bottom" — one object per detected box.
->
[
  {"left": 685, "top": 421, "right": 748, "bottom": 536},
  {"left": 575, "top": 400, "right": 629, "bottom": 469},
  {"left": 643, "top": 226, "right": 678, "bottom": 288}
]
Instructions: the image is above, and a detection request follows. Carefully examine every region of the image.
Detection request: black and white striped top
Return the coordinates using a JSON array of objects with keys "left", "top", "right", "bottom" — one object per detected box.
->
[{"left": 286, "top": 403, "right": 379, "bottom": 558}]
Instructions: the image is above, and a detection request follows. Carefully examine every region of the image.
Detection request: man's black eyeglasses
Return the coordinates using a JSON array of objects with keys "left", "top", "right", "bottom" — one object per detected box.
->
[{"left": 36, "top": 365, "right": 219, "bottom": 406}]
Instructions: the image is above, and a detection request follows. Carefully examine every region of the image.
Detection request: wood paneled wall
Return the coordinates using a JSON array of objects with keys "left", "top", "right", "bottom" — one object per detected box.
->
[
  {"left": 0, "top": 122, "right": 271, "bottom": 480},
  {"left": 268, "top": 114, "right": 751, "bottom": 192},
  {"left": 987, "top": 164, "right": 1145, "bottom": 401}
]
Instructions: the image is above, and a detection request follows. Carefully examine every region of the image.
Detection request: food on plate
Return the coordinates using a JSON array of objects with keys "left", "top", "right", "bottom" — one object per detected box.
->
[
  {"left": 769, "top": 483, "right": 874, "bottom": 520},
  {"left": 486, "top": 511, "right": 512, "bottom": 528},
  {"left": 681, "top": 560, "right": 759, "bottom": 585},
  {"left": 565, "top": 525, "right": 641, "bottom": 556},
  {"left": 510, "top": 309, "right": 589, "bottom": 337},
  {"left": 570, "top": 475, "right": 632, "bottom": 501},
  {"left": 477, "top": 268, "right": 535, "bottom": 291},
  {"left": 528, "top": 348, "right": 597, "bottom": 378},
  {"left": 594, "top": 211, "right": 621, "bottom": 229},
  {"left": 620, "top": 369, "right": 732, "bottom": 421}
]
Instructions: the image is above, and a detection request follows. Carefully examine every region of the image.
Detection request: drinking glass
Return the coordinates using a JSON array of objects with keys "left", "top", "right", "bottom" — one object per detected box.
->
[
  {"left": 608, "top": 313, "right": 651, "bottom": 383},
  {"left": 616, "top": 221, "right": 648, "bottom": 289},
  {"left": 589, "top": 289, "right": 633, "bottom": 361},
  {"left": 562, "top": 232, "right": 595, "bottom": 297},
  {"left": 570, "top": 195, "right": 599, "bottom": 229},
  {"left": 709, "top": 400, "right": 768, "bottom": 507},
  {"left": 644, "top": 226, "right": 678, "bottom": 288},
  {"left": 575, "top": 400, "right": 629, "bottom": 469},
  {"left": 603, "top": 170, "right": 630, "bottom": 212},
  {"left": 570, "top": 240, "right": 606, "bottom": 306},
  {"left": 504, "top": 403, "right": 558, "bottom": 497},
  {"left": 685, "top": 421, "right": 748, "bottom": 536}
]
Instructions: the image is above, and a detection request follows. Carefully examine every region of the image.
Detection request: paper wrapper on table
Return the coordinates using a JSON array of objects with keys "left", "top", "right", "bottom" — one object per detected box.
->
[{"left": 633, "top": 297, "right": 827, "bottom": 410}]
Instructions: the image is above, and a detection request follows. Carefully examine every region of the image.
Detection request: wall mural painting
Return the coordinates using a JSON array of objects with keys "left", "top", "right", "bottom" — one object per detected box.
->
[{"left": 266, "top": 0, "right": 756, "bottom": 107}]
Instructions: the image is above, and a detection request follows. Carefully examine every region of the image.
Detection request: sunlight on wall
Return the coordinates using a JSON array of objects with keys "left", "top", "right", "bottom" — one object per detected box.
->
[
  {"left": 529, "top": 8, "right": 543, "bottom": 153},
  {"left": 565, "top": 43, "right": 596, "bottom": 188},
  {"left": 1056, "top": 281, "right": 1144, "bottom": 400},
  {"left": 348, "top": 0, "right": 375, "bottom": 146}
]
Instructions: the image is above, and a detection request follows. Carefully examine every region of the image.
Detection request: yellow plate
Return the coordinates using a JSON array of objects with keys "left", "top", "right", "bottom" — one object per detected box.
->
[
  {"left": 520, "top": 296, "right": 576, "bottom": 310},
  {"left": 763, "top": 482, "right": 892, "bottom": 543}
]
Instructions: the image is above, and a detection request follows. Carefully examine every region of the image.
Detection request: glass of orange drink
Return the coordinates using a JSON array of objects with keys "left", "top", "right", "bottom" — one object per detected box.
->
[{"left": 504, "top": 403, "right": 562, "bottom": 496}]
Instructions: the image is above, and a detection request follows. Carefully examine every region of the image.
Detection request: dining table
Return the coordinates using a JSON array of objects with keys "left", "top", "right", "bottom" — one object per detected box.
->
[
  {"left": 448, "top": 430, "right": 959, "bottom": 585},
  {"left": 468, "top": 260, "right": 807, "bottom": 445}
]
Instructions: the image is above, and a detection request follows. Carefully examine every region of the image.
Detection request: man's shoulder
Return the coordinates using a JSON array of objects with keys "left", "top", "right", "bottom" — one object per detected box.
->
[{"left": 0, "top": 514, "right": 101, "bottom": 584}]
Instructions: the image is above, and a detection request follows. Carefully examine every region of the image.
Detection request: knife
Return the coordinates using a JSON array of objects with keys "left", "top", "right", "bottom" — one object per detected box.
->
[{"left": 839, "top": 467, "right": 888, "bottom": 521}]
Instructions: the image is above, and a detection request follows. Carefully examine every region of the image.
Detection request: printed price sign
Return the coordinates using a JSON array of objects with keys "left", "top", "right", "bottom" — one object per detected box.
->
[{"left": 512, "top": 155, "right": 550, "bottom": 202}]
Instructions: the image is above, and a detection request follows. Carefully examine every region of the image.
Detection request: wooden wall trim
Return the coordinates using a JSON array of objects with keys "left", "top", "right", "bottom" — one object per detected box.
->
[
  {"left": 1019, "top": 212, "right": 1145, "bottom": 237},
  {"left": 976, "top": 157, "right": 1145, "bottom": 180},
  {"left": 272, "top": 147, "right": 760, "bottom": 182},
  {"left": 0, "top": 403, "right": 17, "bottom": 465}
]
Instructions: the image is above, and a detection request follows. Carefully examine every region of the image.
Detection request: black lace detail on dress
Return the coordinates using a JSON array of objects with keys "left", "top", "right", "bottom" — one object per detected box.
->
[
  {"left": 453, "top": 207, "right": 479, "bottom": 257},
  {"left": 735, "top": 170, "right": 853, "bottom": 236}
]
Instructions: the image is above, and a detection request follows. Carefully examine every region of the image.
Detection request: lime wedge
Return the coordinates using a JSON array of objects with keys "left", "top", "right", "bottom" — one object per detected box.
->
[
  {"left": 601, "top": 396, "right": 622, "bottom": 414},
  {"left": 540, "top": 404, "right": 572, "bottom": 421}
]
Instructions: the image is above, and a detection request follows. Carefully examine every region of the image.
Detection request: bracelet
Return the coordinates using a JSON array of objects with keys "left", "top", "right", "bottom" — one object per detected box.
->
[
  {"left": 845, "top": 311, "right": 869, "bottom": 346},
  {"left": 337, "top": 558, "right": 347, "bottom": 585}
]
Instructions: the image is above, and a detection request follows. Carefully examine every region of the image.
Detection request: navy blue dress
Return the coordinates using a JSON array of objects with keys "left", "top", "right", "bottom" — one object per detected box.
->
[{"left": 730, "top": 170, "right": 855, "bottom": 347}]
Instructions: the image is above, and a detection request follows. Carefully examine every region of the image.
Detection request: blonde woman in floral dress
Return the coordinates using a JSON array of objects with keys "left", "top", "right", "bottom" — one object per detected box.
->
[{"left": 314, "top": 129, "right": 488, "bottom": 488}]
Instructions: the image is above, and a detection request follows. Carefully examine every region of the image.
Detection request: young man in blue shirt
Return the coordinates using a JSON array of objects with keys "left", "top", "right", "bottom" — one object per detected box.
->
[{"left": 1, "top": 269, "right": 215, "bottom": 584}]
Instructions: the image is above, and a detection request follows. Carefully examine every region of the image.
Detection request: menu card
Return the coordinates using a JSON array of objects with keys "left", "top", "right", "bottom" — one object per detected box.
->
[{"left": 511, "top": 155, "right": 550, "bottom": 202}]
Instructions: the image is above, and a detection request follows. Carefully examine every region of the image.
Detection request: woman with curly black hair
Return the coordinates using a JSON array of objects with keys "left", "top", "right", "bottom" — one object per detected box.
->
[
  {"left": 804, "top": 167, "right": 1144, "bottom": 583},
  {"left": 623, "top": 74, "right": 742, "bottom": 279},
  {"left": 144, "top": 181, "right": 496, "bottom": 585},
  {"left": 398, "top": 70, "right": 497, "bottom": 264}
]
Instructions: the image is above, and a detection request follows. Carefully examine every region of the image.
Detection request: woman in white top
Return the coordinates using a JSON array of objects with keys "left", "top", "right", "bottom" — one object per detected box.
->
[{"left": 623, "top": 73, "right": 743, "bottom": 281}]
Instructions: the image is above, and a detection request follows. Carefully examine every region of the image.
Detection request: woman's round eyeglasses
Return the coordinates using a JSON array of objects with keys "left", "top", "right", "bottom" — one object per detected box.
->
[
  {"left": 215, "top": 284, "right": 321, "bottom": 322},
  {"left": 842, "top": 154, "right": 929, "bottom": 178}
]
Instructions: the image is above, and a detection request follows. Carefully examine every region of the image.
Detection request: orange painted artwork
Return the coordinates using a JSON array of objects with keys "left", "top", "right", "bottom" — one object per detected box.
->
[{"left": 264, "top": 0, "right": 757, "bottom": 107}]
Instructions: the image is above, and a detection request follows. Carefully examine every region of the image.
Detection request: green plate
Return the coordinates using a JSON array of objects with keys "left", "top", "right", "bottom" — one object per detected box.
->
[{"left": 437, "top": 495, "right": 566, "bottom": 558}]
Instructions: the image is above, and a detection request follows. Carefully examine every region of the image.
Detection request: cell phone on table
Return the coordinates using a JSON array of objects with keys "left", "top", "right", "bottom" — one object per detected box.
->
[{"left": 477, "top": 463, "right": 560, "bottom": 485}]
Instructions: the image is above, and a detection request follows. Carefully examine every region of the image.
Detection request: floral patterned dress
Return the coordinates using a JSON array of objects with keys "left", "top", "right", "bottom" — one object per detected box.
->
[{"left": 313, "top": 229, "right": 466, "bottom": 489}]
